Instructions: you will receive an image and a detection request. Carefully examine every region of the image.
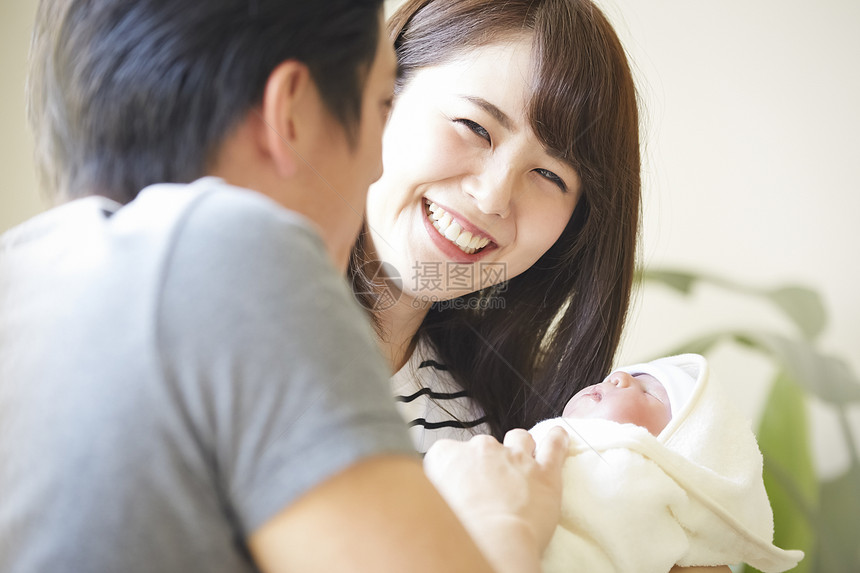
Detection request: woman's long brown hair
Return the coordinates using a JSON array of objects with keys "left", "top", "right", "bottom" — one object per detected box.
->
[{"left": 350, "top": 0, "right": 641, "bottom": 438}]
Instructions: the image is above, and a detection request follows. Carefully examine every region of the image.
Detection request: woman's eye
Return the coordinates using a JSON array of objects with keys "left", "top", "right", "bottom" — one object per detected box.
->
[
  {"left": 534, "top": 168, "right": 568, "bottom": 193},
  {"left": 455, "top": 119, "right": 491, "bottom": 144}
]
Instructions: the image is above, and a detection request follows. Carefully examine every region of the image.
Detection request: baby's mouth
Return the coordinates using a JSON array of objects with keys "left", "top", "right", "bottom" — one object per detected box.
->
[{"left": 425, "top": 199, "right": 494, "bottom": 255}]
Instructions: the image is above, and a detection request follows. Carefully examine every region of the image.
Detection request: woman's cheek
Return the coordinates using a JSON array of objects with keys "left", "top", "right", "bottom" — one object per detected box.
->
[
  {"left": 506, "top": 217, "right": 567, "bottom": 277},
  {"left": 527, "top": 194, "right": 575, "bottom": 250},
  {"left": 414, "top": 121, "right": 476, "bottom": 181}
]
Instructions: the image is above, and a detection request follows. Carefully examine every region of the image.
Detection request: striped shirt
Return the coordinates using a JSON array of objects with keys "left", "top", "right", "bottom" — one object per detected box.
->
[{"left": 389, "top": 341, "right": 491, "bottom": 453}]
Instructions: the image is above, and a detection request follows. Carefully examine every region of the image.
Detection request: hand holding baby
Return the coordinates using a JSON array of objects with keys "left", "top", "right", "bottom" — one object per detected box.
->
[{"left": 423, "top": 427, "right": 570, "bottom": 573}]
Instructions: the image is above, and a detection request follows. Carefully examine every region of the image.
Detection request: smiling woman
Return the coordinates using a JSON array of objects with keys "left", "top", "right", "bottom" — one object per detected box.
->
[
  {"left": 367, "top": 37, "right": 580, "bottom": 298},
  {"left": 349, "top": 0, "right": 642, "bottom": 443}
]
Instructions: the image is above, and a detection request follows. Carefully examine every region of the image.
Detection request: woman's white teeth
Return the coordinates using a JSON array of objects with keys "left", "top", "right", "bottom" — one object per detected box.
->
[
  {"left": 427, "top": 201, "right": 491, "bottom": 254},
  {"left": 455, "top": 231, "right": 472, "bottom": 248},
  {"left": 444, "top": 222, "right": 461, "bottom": 241}
]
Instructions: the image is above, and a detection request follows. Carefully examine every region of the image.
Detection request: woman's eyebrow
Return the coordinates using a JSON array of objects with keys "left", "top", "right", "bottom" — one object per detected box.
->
[
  {"left": 459, "top": 95, "right": 577, "bottom": 176},
  {"left": 460, "top": 95, "right": 514, "bottom": 132}
]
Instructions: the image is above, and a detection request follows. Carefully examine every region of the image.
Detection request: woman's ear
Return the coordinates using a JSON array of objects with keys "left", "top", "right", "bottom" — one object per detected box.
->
[{"left": 258, "top": 60, "right": 312, "bottom": 178}]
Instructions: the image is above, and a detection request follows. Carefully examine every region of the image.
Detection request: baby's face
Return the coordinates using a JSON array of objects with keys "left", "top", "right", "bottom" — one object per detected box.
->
[{"left": 562, "top": 371, "right": 672, "bottom": 436}]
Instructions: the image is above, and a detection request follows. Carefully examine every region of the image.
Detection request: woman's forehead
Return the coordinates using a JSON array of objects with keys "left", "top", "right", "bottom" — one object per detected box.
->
[
  {"left": 424, "top": 37, "right": 535, "bottom": 100},
  {"left": 400, "top": 33, "right": 580, "bottom": 173}
]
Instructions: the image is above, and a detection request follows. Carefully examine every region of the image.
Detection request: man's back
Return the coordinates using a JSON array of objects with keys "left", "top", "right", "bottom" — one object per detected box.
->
[{"left": 0, "top": 178, "right": 413, "bottom": 572}]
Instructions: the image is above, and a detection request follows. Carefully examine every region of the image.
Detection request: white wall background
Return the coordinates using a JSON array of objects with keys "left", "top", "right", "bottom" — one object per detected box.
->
[
  {"left": 1, "top": 0, "right": 42, "bottom": 232},
  {"left": 4, "top": 1, "right": 859, "bottom": 476},
  {"left": 593, "top": 0, "right": 860, "bottom": 480}
]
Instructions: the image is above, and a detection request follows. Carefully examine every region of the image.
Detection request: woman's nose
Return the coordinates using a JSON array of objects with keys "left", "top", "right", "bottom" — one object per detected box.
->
[{"left": 464, "top": 166, "right": 516, "bottom": 218}]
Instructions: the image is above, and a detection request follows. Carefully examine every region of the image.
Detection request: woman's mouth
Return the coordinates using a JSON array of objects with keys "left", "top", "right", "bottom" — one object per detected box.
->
[{"left": 425, "top": 199, "right": 494, "bottom": 255}]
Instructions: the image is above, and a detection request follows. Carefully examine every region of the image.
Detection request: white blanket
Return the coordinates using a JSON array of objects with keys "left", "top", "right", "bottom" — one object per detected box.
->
[{"left": 531, "top": 354, "right": 803, "bottom": 573}]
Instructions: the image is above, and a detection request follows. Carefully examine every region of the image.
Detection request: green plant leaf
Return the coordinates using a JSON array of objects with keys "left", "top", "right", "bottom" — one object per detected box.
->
[
  {"left": 812, "top": 458, "right": 860, "bottom": 571},
  {"left": 731, "top": 331, "right": 860, "bottom": 403},
  {"left": 745, "top": 371, "right": 818, "bottom": 573},
  {"left": 640, "top": 267, "right": 828, "bottom": 340},
  {"left": 765, "top": 286, "right": 827, "bottom": 341},
  {"left": 658, "top": 328, "right": 860, "bottom": 404},
  {"left": 638, "top": 268, "right": 699, "bottom": 295},
  {"left": 665, "top": 332, "right": 728, "bottom": 356}
]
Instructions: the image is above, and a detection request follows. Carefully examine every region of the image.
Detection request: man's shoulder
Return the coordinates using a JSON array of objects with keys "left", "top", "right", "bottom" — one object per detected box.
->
[
  {"left": 2, "top": 178, "right": 322, "bottom": 260},
  {"left": 128, "top": 177, "right": 322, "bottom": 247}
]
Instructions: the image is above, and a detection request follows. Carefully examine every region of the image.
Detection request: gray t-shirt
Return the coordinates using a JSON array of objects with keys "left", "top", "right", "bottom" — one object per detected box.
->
[{"left": 0, "top": 178, "right": 414, "bottom": 572}]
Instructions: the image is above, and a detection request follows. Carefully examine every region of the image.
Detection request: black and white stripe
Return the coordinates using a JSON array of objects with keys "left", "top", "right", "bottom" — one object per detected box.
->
[{"left": 390, "top": 344, "right": 491, "bottom": 453}]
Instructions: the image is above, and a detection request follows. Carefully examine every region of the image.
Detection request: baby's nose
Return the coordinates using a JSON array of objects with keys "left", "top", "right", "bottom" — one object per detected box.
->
[{"left": 608, "top": 371, "right": 635, "bottom": 388}]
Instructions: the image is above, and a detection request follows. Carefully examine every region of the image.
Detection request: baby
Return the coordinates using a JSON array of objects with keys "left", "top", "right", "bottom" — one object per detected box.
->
[
  {"left": 532, "top": 354, "right": 803, "bottom": 573},
  {"left": 560, "top": 368, "right": 686, "bottom": 437}
]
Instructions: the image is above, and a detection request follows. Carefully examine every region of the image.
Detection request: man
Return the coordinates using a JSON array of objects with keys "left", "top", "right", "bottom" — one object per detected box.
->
[{"left": 0, "top": 1, "right": 568, "bottom": 572}]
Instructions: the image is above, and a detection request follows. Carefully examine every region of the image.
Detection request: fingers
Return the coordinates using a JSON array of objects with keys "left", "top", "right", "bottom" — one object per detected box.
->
[
  {"left": 503, "top": 428, "right": 536, "bottom": 457},
  {"left": 422, "top": 438, "right": 458, "bottom": 479},
  {"left": 426, "top": 428, "right": 567, "bottom": 480},
  {"left": 534, "top": 426, "right": 570, "bottom": 472},
  {"left": 470, "top": 434, "right": 501, "bottom": 449},
  {"left": 424, "top": 437, "right": 457, "bottom": 458}
]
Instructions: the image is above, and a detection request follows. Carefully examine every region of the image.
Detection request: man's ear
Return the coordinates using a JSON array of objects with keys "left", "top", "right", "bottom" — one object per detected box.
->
[{"left": 259, "top": 60, "right": 312, "bottom": 178}]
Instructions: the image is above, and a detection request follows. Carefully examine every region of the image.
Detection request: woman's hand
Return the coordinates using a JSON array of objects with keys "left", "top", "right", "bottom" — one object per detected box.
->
[{"left": 423, "top": 428, "right": 570, "bottom": 573}]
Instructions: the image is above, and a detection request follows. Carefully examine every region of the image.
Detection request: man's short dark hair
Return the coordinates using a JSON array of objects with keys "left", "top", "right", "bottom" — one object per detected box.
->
[{"left": 27, "top": 0, "right": 384, "bottom": 203}]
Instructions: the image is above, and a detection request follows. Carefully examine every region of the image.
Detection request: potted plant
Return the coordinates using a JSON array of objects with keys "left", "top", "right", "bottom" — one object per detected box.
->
[{"left": 639, "top": 268, "right": 860, "bottom": 572}]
